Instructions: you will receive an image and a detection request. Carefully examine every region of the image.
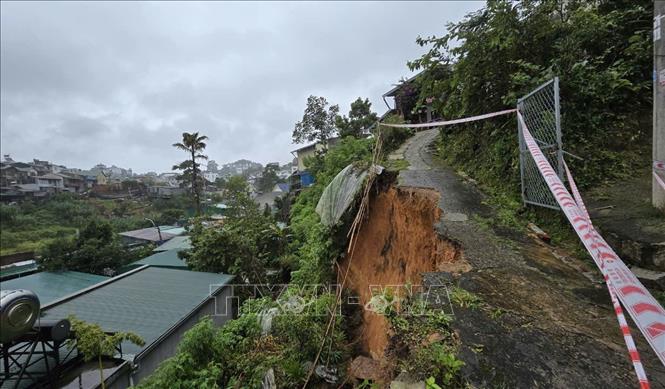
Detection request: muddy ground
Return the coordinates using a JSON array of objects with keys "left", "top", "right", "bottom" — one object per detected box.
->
[{"left": 344, "top": 129, "right": 665, "bottom": 388}]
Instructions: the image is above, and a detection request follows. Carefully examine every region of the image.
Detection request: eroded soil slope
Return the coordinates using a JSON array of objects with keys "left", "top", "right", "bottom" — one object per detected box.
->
[
  {"left": 344, "top": 129, "right": 665, "bottom": 388},
  {"left": 342, "top": 186, "right": 469, "bottom": 358}
]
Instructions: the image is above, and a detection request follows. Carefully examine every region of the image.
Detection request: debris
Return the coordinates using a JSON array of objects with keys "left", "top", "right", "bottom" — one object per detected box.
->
[
  {"left": 258, "top": 307, "right": 280, "bottom": 335},
  {"left": 261, "top": 368, "right": 275, "bottom": 389},
  {"left": 314, "top": 365, "right": 338, "bottom": 384},
  {"left": 590, "top": 205, "right": 615, "bottom": 212},
  {"left": 527, "top": 222, "right": 550, "bottom": 242}
]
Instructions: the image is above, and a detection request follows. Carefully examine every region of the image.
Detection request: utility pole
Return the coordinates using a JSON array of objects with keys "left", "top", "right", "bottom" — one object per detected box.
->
[{"left": 654, "top": 1, "right": 665, "bottom": 209}]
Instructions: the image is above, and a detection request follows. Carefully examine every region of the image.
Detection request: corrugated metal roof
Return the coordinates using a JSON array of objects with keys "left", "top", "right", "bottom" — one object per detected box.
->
[
  {"left": 127, "top": 249, "right": 188, "bottom": 269},
  {"left": 161, "top": 226, "right": 186, "bottom": 236},
  {"left": 0, "top": 261, "right": 39, "bottom": 280},
  {"left": 153, "top": 236, "right": 192, "bottom": 252},
  {"left": 0, "top": 271, "right": 109, "bottom": 305},
  {"left": 43, "top": 267, "right": 233, "bottom": 355},
  {"left": 119, "top": 226, "right": 177, "bottom": 242}
]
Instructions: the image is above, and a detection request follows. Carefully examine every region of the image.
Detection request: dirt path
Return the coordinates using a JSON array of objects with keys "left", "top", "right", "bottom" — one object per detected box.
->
[{"left": 391, "top": 129, "right": 665, "bottom": 388}]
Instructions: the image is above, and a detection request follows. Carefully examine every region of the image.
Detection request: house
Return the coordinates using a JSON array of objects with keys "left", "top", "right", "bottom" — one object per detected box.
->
[
  {"left": 34, "top": 173, "right": 65, "bottom": 192},
  {"left": 273, "top": 183, "right": 290, "bottom": 193},
  {"left": 253, "top": 191, "right": 284, "bottom": 213},
  {"left": 0, "top": 164, "right": 38, "bottom": 187},
  {"left": 118, "top": 226, "right": 180, "bottom": 245},
  {"left": 203, "top": 171, "right": 219, "bottom": 183},
  {"left": 0, "top": 270, "right": 109, "bottom": 305},
  {"left": 382, "top": 69, "right": 450, "bottom": 124},
  {"left": 75, "top": 170, "right": 99, "bottom": 189},
  {"left": 40, "top": 266, "right": 235, "bottom": 387},
  {"left": 58, "top": 172, "right": 87, "bottom": 193},
  {"left": 120, "top": 249, "right": 189, "bottom": 273},
  {"left": 291, "top": 137, "right": 340, "bottom": 172},
  {"left": 289, "top": 137, "right": 341, "bottom": 190},
  {"left": 153, "top": 236, "right": 192, "bottom": 252},
  {"left": 148, "top": 185, "right": 186, "bottom": 198}
]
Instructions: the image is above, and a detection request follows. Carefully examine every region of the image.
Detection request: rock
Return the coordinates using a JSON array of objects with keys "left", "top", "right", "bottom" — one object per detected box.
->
[
  {"left": 527, "top": 223, "right": 550, "bottom": 242},
  {"left": 422, "top": 332, "right": 444, "bottom": 346},
  {"left": 390, "top": 372, "right": 425, "bottom": 389},
  {"left": 349, "top": 356, "right": 385, "bottom": 382},
  {"left": 631, "top": 266, "right": 665, "bottom": 291}
]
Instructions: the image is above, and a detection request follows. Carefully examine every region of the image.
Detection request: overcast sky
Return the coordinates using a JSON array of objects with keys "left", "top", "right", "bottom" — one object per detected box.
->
[{"left": 1, "top": 1, "right": 484, "bottom": 173}]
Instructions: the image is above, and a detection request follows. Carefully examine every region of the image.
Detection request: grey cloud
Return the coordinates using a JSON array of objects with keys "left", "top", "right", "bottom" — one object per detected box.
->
[{"left": 1, "top": 1, "right": 484, "bottom": 172}]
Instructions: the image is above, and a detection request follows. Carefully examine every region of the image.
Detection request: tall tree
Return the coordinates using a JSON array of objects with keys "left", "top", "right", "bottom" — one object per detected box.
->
[
  {"left": 257, "top": 163, "right": 281, "bottom": 193},
  {"left": 335, "top": 97, "right": 379, "bottom": 138},
  {"left": 292, "top": 95, "right": 339, "bottom": 144},
  {"left": 38, "top": 219, "right": 142, "bottom": 275},
  {"left": 173, "top": 132, "right": 208, "bottom": 215}
]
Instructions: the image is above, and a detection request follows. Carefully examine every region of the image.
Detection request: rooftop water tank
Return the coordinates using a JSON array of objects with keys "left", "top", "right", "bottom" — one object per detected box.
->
[{"left": 0, "top": 289, "right": 40, "bottom": 344}]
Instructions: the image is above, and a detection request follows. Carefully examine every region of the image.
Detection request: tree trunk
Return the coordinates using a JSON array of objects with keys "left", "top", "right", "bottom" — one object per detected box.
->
[
  {"left": 98, "top": 355, "right": 106, "bottom": 389},
  {"left": 191, "top": 150, "right": 201, "bottom": 216}
]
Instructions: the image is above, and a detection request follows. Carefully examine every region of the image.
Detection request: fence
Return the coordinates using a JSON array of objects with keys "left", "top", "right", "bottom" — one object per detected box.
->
[{"left": 517, "top": 77, "right": 564, "bottom": 210}]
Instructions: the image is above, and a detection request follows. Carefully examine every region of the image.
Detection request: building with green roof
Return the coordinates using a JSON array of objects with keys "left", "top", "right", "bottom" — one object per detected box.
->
[
  {"left": 120, "top": 249, "right": 188, "bottom": 273},
  {"left": 0, "top": 261, "right": 39, "bottom": 281},
  {"left": 41, "top": 265, "right": 235, "bottom": 386},
  {"left": 0, "top": 270, "right": 108, "bottom": 305},
  {"left": 153, "top": 235, "right": 191, "bottom": 252}
]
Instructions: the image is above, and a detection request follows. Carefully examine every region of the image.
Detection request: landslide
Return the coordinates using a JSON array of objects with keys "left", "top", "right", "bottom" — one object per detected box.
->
[
  {"left": 340, "top": 128, "right": 665, "bottom": 388},
  {"left": 340, "top": 185, "right": 469, "bottom": 359}
]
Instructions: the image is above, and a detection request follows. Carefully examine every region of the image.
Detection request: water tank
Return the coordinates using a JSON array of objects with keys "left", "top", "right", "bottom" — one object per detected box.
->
[{"left": 0, "top": 289, "right": 40, "bottom": 344}]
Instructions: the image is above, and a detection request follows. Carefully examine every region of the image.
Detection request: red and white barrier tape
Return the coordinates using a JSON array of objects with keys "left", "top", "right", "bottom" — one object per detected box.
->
[
  {"left": 518, "top": 111, "right": 665, "bottom": 372},
  {"left": 655, "top": 161, "right": 665, "bottom": 171},
  {"left": 564, "top": 160, "right": 650, "bottom": 388},
  {"left": 377, "top": 108, "right": 665, "bottom": 381},
  {"left": 655, "top": 161, "right": 665, "bottom": 191},
  {"left": 378, "top": 108, "right": 516, "bottom": 129}
]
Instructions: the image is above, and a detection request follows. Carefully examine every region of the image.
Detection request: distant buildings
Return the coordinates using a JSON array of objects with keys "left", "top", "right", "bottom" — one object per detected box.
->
[
  {"left": 207, "top": 159, "right": 219, "bottom": 173},
  {"left": 0, "top": 155, "right": 151, "bottom": 202}
]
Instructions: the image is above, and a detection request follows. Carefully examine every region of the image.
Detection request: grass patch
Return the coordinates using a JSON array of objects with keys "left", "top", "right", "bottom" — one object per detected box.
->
[
  {"left": 385, "top": 158, "right": 410, "bottom": 172},
  {"left": 450, "top": 287, "right": 481, "bottom": 309}
]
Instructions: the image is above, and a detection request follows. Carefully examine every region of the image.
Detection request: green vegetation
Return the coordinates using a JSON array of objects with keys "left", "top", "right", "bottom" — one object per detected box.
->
[
  {"left": 406, "top": 0, "right": 654, "bottom": 248},
  {"left": 386, "top": 290, "right": 465, "bottom": 387},
  {"left": 69, "top": 316, "right": 144, "bottom": 389},
  {"left": 256, "top": 163, "right": 284, "bottom": 193},
  {"left": 335, "top": 97, "right": 379, "bottom": 138},
  {"left": 183, "top": 176, "right": 285, "bottom": 285},
  {"left": 292, "top": 95, "right": 340, "bottom": 144},
  {"left": 450, "top": 287, "right": 482, "bottom": 310},
  {"left": 139, "top": 2, "right": 660, "bottom": 384},
  {"left": 37, "top": 219, "right": 153, "bottom": 275},
  {"left": 172, "top": 131, "right": 209, "bottom": 215},
  {"left": 289, "top": 136, "right": 374, "bottom": 284},
  {"left": 143, "top": 135, "right": 374, "bottom": 386},
  {"left": 0, "top": 193, "right": 190, "bottom": 257}
]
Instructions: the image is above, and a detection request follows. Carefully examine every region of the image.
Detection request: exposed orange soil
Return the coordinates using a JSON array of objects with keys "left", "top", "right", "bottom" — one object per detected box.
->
[{"left": 341, "top": 187, "right": 467, "bottom": 358}]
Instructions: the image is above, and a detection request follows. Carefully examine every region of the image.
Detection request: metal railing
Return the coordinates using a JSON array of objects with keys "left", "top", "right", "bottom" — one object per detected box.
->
[{"left": 517, "top": 77, "right": 564, "bottom": 210}]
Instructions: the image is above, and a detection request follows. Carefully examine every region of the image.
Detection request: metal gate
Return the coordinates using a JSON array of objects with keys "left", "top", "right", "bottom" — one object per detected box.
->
[{"left": 517, "top": 77, "right": 564, "bottom": 210}]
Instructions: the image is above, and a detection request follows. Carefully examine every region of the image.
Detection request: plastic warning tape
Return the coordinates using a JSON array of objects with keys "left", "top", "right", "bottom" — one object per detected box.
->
[
  {"left": 655, "top": 161, "right": 665, "bottom": 191},
  {"left": 564, "top": 160, "right": 650, "bottom": 388},
  {"left": 655, "top": 161, "right": 665, "bottom": 171},
  {"left": 378, "top": 108, "right": 517, "bottom": 129},
  {"left": 518, "top": 111, "right": 665, "bottom": 370}
]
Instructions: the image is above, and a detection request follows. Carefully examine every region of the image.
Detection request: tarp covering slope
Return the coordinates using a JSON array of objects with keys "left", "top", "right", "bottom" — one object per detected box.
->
[{"left": 316, "top": 164, "right": 368, "bottom": 227}]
